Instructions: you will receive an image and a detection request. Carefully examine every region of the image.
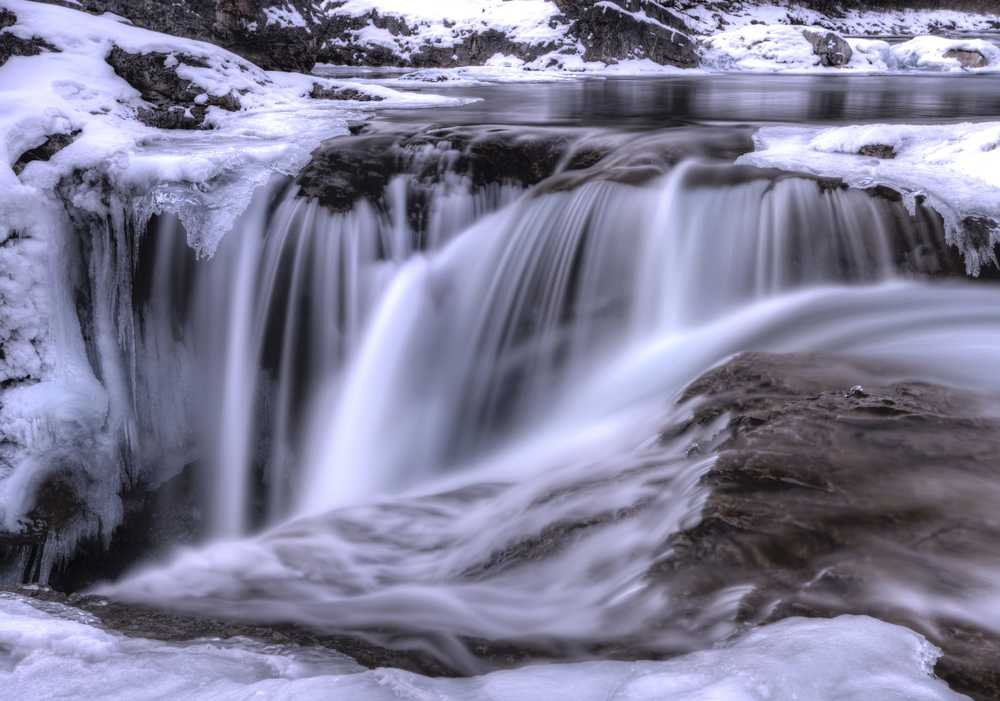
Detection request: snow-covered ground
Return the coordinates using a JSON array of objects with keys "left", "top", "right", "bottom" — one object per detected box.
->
[
  {"left": 739, "top": 122, "right": 1000, "bottom": 275},
  {"left": 0, "top": 592, "right": 967, "bottom": 700}
]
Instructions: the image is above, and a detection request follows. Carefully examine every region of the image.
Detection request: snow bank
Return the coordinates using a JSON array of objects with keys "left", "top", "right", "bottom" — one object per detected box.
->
[
  {"left": 0, "top": 593, "right": 966, "bottom": 700},
  {"left": 739, "top": 122, "right": 1000, "bottom": 275},
  {"left": 893, "top": 35, "right": 1000, "bottom": 72},
  {"left": 702, "top": 24, "right": 1000, "bottom": 73}
]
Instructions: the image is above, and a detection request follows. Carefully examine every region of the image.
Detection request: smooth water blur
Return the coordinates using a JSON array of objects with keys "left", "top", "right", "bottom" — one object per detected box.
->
[{"left": 318, "top": 72, "right": 1000, "bottom": 127}]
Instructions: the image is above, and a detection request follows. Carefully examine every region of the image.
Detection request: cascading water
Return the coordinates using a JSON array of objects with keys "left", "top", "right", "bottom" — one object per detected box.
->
[{"left": 298, "top": 158, "right": 959, "bottom": 513}]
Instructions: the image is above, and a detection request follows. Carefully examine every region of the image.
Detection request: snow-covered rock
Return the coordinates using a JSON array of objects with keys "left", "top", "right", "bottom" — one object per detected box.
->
[{"left": 739, "top": 122, "right": 1000, "bottom": 275}]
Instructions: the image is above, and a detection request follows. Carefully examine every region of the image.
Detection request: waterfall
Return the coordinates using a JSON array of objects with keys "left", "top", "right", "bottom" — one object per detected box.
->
[
  {"left": 9, "top": 146, "right": 974, "bottom": 585},
  {"left": 299, "top": 160, "right": 955, "bottom": 514}
]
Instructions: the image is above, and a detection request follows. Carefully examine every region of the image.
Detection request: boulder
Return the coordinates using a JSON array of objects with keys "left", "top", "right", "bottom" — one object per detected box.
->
[
  {"left": 105, "top": 46, "right": 241, "bottom": 129},
  {"left": 12, "top": 130, "right": 81, "bottom": 174},
  {"left": 803, "top": 29, "right": 853, "bottom": 67}
]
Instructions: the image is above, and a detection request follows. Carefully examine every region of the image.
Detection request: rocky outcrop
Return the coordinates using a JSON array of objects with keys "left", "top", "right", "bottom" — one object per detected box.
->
[
  {"left": 38, "top": 0, "right": 318, "bottom": 71},
  {"left": 12, "top": 131, "right": 80, "bottom": 175},
  {"left": 106, "top": 47, "right": 241, "bottom": 129},
  {"left": 803, "top": 29, "right": 853, "bottom": 66},
  {"left": 656, "top": 352, "right": 1000, "bottom": 701},
  {"left": 554, "top": 0, "right": 699, "bottom": 67}
]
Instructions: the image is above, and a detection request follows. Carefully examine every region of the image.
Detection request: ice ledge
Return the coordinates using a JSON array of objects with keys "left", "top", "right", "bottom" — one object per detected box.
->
[{"left": 739, "top": 122, "right": 1000, "bottom": 276}]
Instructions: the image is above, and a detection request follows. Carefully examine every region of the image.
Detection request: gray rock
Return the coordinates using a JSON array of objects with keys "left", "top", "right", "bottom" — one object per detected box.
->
[
  {"left": 308, "top": 84, "right": 383, "bottom": 102},
  {"left": 37, "top": 0, "right": 319, "bottom": 71},
  {"left": 803, "top": 29, "right": 853, "bottom": 67}
]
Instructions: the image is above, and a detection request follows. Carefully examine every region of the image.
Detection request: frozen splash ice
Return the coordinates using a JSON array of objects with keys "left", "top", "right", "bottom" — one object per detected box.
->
[{"left": 0, "top": 592, "right": 966, "bottom": 700}]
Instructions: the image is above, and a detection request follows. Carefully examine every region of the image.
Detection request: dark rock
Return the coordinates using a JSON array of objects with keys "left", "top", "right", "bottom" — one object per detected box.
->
[
  {"left": 803, "top": 29, "right": 853, "bottom": 67},
  {"left": 38, "top": 0, "right": 318, "bottom": 71},
  {"left": 106, "top": 46, "right": 241, "bottom": 129},
  {"left": 944, "top": 48, "right": 989, "bottom": 68},
  {"left": 858, "top": 143, "right": 896, "bottom": 158},
  {"left": 309, "top": 84, "right": 383, "bottom": 102},
  {"left": 12, "top": 130, "right": 81, "bottom": 175},
  {"left": 554, "top": 0, "right": 699, "bottom": 67}
]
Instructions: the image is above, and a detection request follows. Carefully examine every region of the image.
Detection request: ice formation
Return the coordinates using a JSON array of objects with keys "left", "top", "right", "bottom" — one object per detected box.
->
[{"left": 740, "top": 122, "right": 1000, "bottom": 275}]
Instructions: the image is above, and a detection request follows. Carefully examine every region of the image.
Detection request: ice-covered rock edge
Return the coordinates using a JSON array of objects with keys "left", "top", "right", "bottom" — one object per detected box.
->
[
  {"left": 0, "top": 0, "right": 468, "bottom": 577},
  {"left": 739, "top": 122, "right": 1000, "bottom": 276}
]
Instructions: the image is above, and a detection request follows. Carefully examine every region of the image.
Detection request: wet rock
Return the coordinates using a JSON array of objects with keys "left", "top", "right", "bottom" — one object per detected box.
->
[
  {"left": 320, "top": 11, "right": 558, "bottom": 68},
  {"left": 106, "top": 46, "right": 241, "bottom": 129},
  {"left": 214, "top": 0, "right": 318, "bottom": 72},
  {"left": 803, "top": 29, "right": 853, "bottom": 67},
  {"left": 12, "top": 130, "right": 81, "bottom": 175},
  {"left": 661, "top": 352, "right": 1000, "bottom": 701},
  {"left": 857, "top": 143, "right": 896, "bottom": 158},
  {"left": 554, "top": 0, "right": 699, "bottom": 68},
  {"left": 945, "top": 48, "right": 988, "bottom": 68}
]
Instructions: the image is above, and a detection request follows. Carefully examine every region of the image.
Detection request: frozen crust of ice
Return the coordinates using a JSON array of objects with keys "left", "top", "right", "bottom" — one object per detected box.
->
[
  {"left": 702, "top": 24, "right": 1000, "bottom": 73},
  {"left": 739, "top": 122, "right": 1000, "bottom": 275},
  {"left": 0, "top": 593, "right": 968, "bottom": 700}
]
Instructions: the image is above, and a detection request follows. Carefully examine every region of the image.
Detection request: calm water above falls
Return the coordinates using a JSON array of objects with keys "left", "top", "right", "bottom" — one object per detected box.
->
[{"left": 322, "top": 71, "right": 1000, "bottom": 126}]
